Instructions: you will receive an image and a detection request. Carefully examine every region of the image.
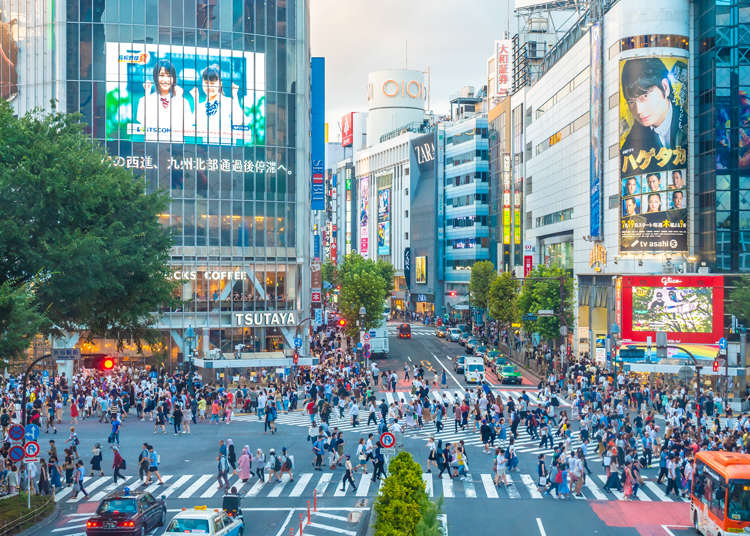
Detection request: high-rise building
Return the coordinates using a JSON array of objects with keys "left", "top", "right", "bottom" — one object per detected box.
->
[{"left": 1, "top": 0, "right": 311, "bottom": 364}]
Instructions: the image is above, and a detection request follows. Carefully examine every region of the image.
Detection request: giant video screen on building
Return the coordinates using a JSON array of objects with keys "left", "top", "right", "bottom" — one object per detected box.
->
[
  {"left": 621, "top": 275, "right": 724, "bottom": 344},
  {"left": 619, "top": 50, "right": 688, "bottom": 254},
  {"left": 105, "top": 43, "right": 265, "bottom": 146}
]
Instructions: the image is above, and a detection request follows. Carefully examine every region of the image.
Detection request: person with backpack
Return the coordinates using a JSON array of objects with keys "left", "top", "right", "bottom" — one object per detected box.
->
[
  {"left": 145, "top": 445, "right": 164, "bottom": 485},
  {"left": 112, "top": 446, "right": 126, "bottom": 484},
  {"left": 71, "top": 460, "right": 88, "bottom": 500},
  {"left": 267, "top": 448, "right": 281, "bottom": 483},
  {"left": 137, "top": 443, "right": 149, "bottom": 482},
  {"left": 280, "top": 447, "right": 294, "bottom": 481},
  {"left": 372, "top": 443, "right": 386, "bottom": 482}
]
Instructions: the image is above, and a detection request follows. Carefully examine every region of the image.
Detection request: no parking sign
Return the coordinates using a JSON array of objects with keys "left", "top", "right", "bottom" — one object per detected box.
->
[{"left": 379, "top": 432, "right": 395, "bottom": 449}]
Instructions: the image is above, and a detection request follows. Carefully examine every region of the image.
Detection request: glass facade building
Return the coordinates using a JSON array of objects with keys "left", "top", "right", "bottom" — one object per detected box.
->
[
  {"left": 1, "top": 0, "right": 310, "bottom": 361},
  {"left": 694, "top": 0, "right": 750, "bottom": 272}
]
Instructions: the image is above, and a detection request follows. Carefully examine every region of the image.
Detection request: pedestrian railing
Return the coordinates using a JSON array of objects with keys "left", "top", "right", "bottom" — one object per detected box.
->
[{"left": 0, "top": 495, "right": 54, "bottom": 536}]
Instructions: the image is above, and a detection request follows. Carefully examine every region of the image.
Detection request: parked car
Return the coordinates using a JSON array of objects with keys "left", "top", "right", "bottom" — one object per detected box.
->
[
  {"left": 163, "top": 506, "right": 244, "bottom": 536},
  {"left": 436, "top": 327, "right": 446, "bottom": 338},
  {"left": 465, "top": 338, "right": 479, "bottom": 354},
  {"left": 86, "top": 490, "right": 166, "bottom": 536},
  {"left": 497, "top": 365, "right": 523, "bottom": 385},
  {"left": 453, "top": 355, "right": 466, "bottom": 374},
  {"left": 464, "top": 356, "right": 485, "bottom": 384},
  {"left": 493, "top": 356, "right": 510, "bottom": 373},
  {"left": 398, "top": 323, "right": 412, "bottom": 339},
  {"left": 448, "top": 328, "right": 462, "bottom": 342},
  {"left": 474, "top": 345, "right": 487, "bottom": 359}
]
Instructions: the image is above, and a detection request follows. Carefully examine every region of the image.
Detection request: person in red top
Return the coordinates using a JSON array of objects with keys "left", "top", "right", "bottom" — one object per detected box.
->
[
  {"left": 306, "top": 400, "right": 316, "bottom": 424},
  {"left": 112, "top": 445, "right": 125, "bottom": 483}
]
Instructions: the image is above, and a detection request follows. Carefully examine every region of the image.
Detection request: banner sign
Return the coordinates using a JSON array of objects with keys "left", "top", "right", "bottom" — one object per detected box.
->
[
  {"left": 404, "top": 248, "right": 412, "bottom": 290},
  {"left": 359, "top": 177, "right": 370, "bottom": 255},
  {"left": 311, "top": 57, "right": 325, "bottom": 210},
  {"left": 589, "top": 22, "right": 603, "bottom": 239}
]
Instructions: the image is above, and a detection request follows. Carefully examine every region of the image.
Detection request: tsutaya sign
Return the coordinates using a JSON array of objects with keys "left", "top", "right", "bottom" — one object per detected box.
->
[
  {"left": 170, "top": 270, "right": 247, "bottom": 281},
  {"left": 234, "top": 311, "right": 298, "bottom": 327}
]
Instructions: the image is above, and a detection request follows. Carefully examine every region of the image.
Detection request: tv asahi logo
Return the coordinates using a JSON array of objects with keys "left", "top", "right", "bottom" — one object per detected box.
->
[
  {"left": 660, "top": 276, "right": 682, "bottom": 286},
  {"left": 415, "top": 141, "right": 436, "bottom": 165}
]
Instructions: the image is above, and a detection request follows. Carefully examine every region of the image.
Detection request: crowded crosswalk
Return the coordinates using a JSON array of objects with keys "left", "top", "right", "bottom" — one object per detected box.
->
[
  {"left": 50, "top": 469, "right": 687, "bottom": 503},
  {"left": 386, "top": 326, "right": 435, "bottom": 336}
]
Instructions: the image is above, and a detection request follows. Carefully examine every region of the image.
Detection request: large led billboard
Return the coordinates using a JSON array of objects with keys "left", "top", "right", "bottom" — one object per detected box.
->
[
  {"left": 619, "top": 52, "right": 688, "bottom": 253},
  {"left": 621, "top": 275, "right": 724, "bottom": 344},
  {"left": 377, "top": 187, "right": 390, "bottom": 255},
  {"left": 105, "top": 43, "right": 265, "bottom": 145}
]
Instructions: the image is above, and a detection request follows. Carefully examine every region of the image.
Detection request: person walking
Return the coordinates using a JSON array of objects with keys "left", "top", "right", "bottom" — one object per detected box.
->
[
  {"left": 91, "top": 443, "right": 104, "bottom": 477},
  {"left": 71, "top": 461, "right": 88, "bottom": 500},
  {"left": 426, "top": 437, "right": 437, "bottom": 473},
  {"left": 48, "top": 457, "right": 62, "bottom": 498},
  {"left": 138, "top": 443, "right": 150, "bottom": 482},
  {"left": 340, "top": 455, "right": 356, "bottom": 493},
  {"left": 238, "top": 446, "right": 251, "bottom": 483},
  {"left": 255, "top": 448, "right": 265, "bottom": 482},
  {"left": 280, "top": 447, "right": 294, "bottom": 481},
  {"left": 145, "top": 445, "right": 164, "bottom": 485},
  {"left": 112, "top": 446, "right": 125, "bottom": 484}
]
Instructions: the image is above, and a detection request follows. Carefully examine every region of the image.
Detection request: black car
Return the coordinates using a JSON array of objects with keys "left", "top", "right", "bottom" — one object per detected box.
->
[
  {"left": 398, "top": 323, "right": 411, "bottom": 338},
  {"left": 453, "top": 355, "right": 466, "bottom": 374},
  {"left": 86, "top": 490, "right": 166, "bottom": 536}
]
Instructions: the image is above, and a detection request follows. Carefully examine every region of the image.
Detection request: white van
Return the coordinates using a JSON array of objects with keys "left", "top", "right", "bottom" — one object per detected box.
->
[{"left": 464, "top": 356, "right": 485, "bottom": 384}]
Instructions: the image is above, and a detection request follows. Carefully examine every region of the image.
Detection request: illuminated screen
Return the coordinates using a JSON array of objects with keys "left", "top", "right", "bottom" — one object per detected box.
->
[
  {"left": 105, "top": 43, "right": 265, "bottom": 145},
  {"left": 631, "top": 286, "right": 713, "bottom": 333}
]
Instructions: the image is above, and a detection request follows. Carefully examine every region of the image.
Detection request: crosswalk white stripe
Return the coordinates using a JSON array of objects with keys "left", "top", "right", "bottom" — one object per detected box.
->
[
  {"left": 245, "top": 478, "right": 266, "bottom": 497},
  {"left": 289, "top": 473, "right": 313, "bottom": 497},
  {"left": 441, "top": 474, "right": 454, "bottom": 498},
  {"left": 67, "top": 477, "right": 110, "bottom": 503},
  {"left": 159, "top": 474, "right": 192, "bottom": 499},
  {"left": 422, "top": 473, "right": 434, "bottom": 498},
  {"left": 642, "top": 481, "right": 673, "bottom": 502},
  {"left": 481, "top": 473, "right": 499, "bottom": 498},
  {"left": 520, "top": 473, "right": 543, "bottom": 499},
  {"left": 333, "top": 474, "right": 348, "bottom": 496},
  {"left": 506, "top": 477, "right": 521, "bottom": 499},
  {"left": 267, "top": 478, "right": 287, "bottom": 497},
  {"left": 314, "top": 472, "right": 332, "bottom": 495},
  {"left": 463, "top": 474, "right": 477, "bottom": 498},
  {"left": 596, "top": 474, "right": 626, "bottom": 500},
  {"left": 356, "top": 473, "right": 372, "bottom": 497},
  {"left": 179, "top": 474, "right": 212, "bottom": 498},
  {"left": 144, "top": 475, "right": 172, "bottom": 495},
  {"left": 307, "top": 522, "right": 357, "bottom": 536},
  {"left": 385, "top": 392, "right": 394, "bottom": 405},
  {"left": 584, "top": 475, "right": 607, "bottom": 500},
  {"left": 90, "top": 476, "right": 134, "bottom": 502},
  {"left": 54, "top": 477, "right": 92, "bottom": 502}
]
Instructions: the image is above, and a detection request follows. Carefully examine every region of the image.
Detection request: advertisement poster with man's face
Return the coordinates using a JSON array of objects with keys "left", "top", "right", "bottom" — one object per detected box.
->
[
  {"left": 619, "top": 52, "right": 688, "bottom": 253},
  {"left": 105, "top": 43, "right": 265, "bottom": 146}
]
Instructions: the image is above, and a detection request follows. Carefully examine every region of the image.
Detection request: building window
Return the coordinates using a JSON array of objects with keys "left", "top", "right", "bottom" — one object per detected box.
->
[
  {"left": 526, "top": 176, "right": 533, "bottom": 195},
  {"left": 608, "top": 92, "right": 618, "bottom": 110},
  {"left": 608, "top": 143, "right": 619, "bottom": 160},
  {"left": 526, "top": 211, "right": 533, "bottom": 229},
  {"left": 405, "top": 210, "right": 409, "bottom": 217},
  {"left": 535, "top": 207, "right": 574, "bottom": 228},
  {"left": 405, "top": 232, "right": 409, "bottom": 240},
  {"left": 608, "top": 41, "right": 621, "bottom": 60}
]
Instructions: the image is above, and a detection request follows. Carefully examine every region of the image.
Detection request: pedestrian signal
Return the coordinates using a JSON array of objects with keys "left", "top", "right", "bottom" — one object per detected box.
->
[{"left": 713, "top": 359, "right": 719, "bottom": 373}]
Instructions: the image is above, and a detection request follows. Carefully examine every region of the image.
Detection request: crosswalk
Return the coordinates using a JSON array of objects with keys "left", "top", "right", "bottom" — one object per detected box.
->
[
  {"left": 54, "top": 471, "right": 687, "bottom": 503},
  {"left": 387, "top": 326, "right": 435, "bottom": 336}
]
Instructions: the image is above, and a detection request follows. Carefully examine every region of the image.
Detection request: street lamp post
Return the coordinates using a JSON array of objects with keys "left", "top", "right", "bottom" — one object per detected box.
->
[
  {"left": 184, "top": 325, "right": 195, "bottom": 394},
  {"left": 359, "top": 306, "right": 367, "bottom": 370}
]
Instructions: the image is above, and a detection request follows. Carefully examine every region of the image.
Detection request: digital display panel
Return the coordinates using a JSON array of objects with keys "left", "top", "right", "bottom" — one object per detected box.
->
[{"left": 105, "top": 43, "right": 265, "bottom": 145}]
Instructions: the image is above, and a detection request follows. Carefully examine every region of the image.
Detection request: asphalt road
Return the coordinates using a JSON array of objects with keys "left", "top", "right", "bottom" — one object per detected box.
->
[{"left": 29, "top": 325, "right": 698, "bottom": 536}]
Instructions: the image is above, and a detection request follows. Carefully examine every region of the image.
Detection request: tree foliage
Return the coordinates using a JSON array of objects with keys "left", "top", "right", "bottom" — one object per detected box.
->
[
  {"left": 469, "top": 260, "right": 497, "bottom": 310},
  {"left": 336, "top": 253, "right": 392, "bottom": 337},
  {"left": 0, "top": 100, "right": 176, "bottom": 356},
  {"left": 518, "top": 264, "right": 574, "bottom": 342},
  {"left": 0, "top": 280, "right": 47, "bottom": 366},
  {"left": 374, "top": 451, "right": 429, "bottom": 536},
  {"left": 414, "top": 496, "right": 444, "bottom": 536},
  {"left": 375, "top": 259, "right": 396, "bottom": 296},
  {"left": 727, "top": 275, "right": 750, "bottom": 328},
  {"left": 488, "top": 271, "right": 519, "bottom": 327}
]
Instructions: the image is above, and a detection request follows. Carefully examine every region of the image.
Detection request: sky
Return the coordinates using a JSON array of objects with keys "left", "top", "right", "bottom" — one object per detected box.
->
[{"left": 310, "top": 0, "right": 511, "bottom": 142}]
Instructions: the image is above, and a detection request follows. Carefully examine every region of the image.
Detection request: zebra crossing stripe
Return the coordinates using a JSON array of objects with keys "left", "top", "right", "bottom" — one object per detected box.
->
[
  {"left": 161, "top": 475, "right": 192, "bottom": 499},
  {"left": 90, "top": 476, "right": 134, "bottom": 502},
  {"left": 56, "top": 477, "right": 92, "bottom": 502},
  {"left": 441, "top": 475, "right": 454, "bottom": 498},
  {"left": 584, "top": 475, "right": 607, "bottom": 500},
  {"left": 481, "top": 473, "right": 499, "bottom": 498},
  {"left": 144, "top": 475, "right": 172, "bottom": 495},
  {"left": 307, "top": 522, "right": 357, "bottom": 536},
  {"left": 423, "top": 473, "right": 434, "bottom": 498},
  {"left": 385, "top": 392, "right": 394, "bottom": 405},
  {"left": 463, "top": 474, "right": 477, "bottom": 498},
  {"left": 356, "top": 473, "right": 372, "bottom": 497},
  {"left": 520, "top": 473, "right": 542, "bottom": 499},
  {"left": 505, "top": 478, "right": 521, "bottom": 499},
  {"left": 333, "top": 474, "right": 348, "bottom": 497},
  {"left": 246, "top": 478, "right": 266, "bottom": 497},
  {"left": 179, "top": 474, "right": 212, "bottom": 498},
  {"left": 642, "top": 481, "right": 673, "bottom": 502},
  {"left": 314, "top": 472, "right": 332, "bottom": 495},
  {"left": 289, "top": 473, "right": 313, "bottom": 497},
  {"left": 596, "top": 475, "right": 625, "bottom": 500},
  {"left": 68, "top": 477, "right": 110, "bottom": 503},
  {"left": 267, "top": 478, "right": 288, "bottom": 497}
]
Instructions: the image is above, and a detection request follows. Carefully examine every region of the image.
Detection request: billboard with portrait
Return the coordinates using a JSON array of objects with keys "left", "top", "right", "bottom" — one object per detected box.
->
[
  {"left": 359, "top": 177, "right": 369, "bottom": 255},
  {"left": 0, "top": 11, "right": 18, "bottom": 100},
  {"left": 415, "top": 256, "right": 427, "bottom": 285},
  {"left": 619, "top": 52, "right": 688, "bottom": 253},
  {"left": 105, "top": 43, "right": 265, "bottom": 145},
  {"left": 621, "top": 275, "right": 724, "bottom": 344},
  {"left": 377, "top": 221, "right": 390, "bottom": 255}
]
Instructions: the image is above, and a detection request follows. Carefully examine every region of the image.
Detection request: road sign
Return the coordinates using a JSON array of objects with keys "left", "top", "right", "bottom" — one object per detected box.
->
[
  {"left": 356, "top": 342, "right": 363, "bottom": 350},
  {"left": 311, "top": 291, "right": 321, "bottom": 303},
  {"left": 8, "top": 446, "right": 24, "bottom": 462},
  {"left": 363, "top": 333, "right": 370, "bottom": 342},
  {"left": 364, "top": 350, "right": 371, "bottom": 359},
  {"left": 8, "top": 424, "right": 24, "bottom": 442},
  {"left": 369, "top": 330, "right": 377, "bottom": 338},
  {"left": 719, "top": 337, "right": 728, "bottom": 350},
  {"left": 537, "top": 309, "right": 555, "bottom": 316},
  {"left": 522, "top": 314, "right": 537, "bottom": 322},
  {"left": 294, "top": 337, "right": 302, "bottom": 348},
  {"left": 52, "top": 348, "right": 80, "bottom": 360},
  {"left": 379, "top": 432, "right": 395, "bottom": 449},
  {"left": 23, "top": 441, "right": 40, "bottom": 458},
  {"left": 619, "top": 348, "right": 645, "bottom": 360},
  {"left": 24, "top": 424, "right": 39, "bottom": 442},
  {"left": 24, "top": 458, "right": 39, "bottom": 464}
]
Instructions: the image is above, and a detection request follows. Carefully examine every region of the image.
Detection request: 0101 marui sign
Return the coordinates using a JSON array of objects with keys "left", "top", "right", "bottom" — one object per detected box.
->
[{"left": 620, "top": 275, "right": 724, "bottom": 344}]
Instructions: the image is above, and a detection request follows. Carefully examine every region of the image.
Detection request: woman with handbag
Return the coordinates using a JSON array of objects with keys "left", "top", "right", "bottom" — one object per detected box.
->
[{"left": 537, "top": 454, "right": 548, "bottom": 493}]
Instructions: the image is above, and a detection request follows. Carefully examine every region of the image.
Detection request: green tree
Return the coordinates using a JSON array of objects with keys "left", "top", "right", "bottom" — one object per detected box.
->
[
  {"left": 414, "top": 496, "right": 444, "bottom": 536},
  {"left": 488, "top": 271, "right": 519, "bottom": 328},
  {"left": 469, "top": 260, "right": 497, "bottom": 311},
  {"left": 727, "top": 275, "right": 750, "bottom": 328},
  {"left": 336, "top": 253, "right": 391, "bottom": 337},
  {"left": 518, "top": 264, "right": 574, "bottom": 343},
  {"left": 0, "top": 100, "right": 176, "bottom": 355},
  {"left": 0, "top": 280, "right": 47, "bottom": 366},
  {"left": 374, "top": 451, "right": 428, "bottom": 536},
  {"left": 375, "top": 259, "right": 396, "bottom": 295}
]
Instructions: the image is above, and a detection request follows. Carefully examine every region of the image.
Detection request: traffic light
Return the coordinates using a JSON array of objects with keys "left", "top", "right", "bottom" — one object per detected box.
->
[
  {"left": 82, "top": 354, "right": 116, "bottom": 371},
  {"left": 713, "top": 359, "right": 719, "bottom": 373},
  {"left": 448, "top": 291, "right": 456, "bottom": 297},
  {"left": 338, "top": 319, "right": 347, "bottom": 327}
]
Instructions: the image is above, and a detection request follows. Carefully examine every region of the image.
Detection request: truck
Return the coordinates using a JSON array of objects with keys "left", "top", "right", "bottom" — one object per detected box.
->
[
  {"left": 367, "top": 310, "right": 390, "bottom": 359},
  {"left": 464, "top": 356, "right": 485, "bottom": 384}
]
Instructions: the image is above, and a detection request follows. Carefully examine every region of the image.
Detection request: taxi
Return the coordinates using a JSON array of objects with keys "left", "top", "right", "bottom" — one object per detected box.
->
[
  {"left": 85, "top": 489, "right": 166, "bottom": 536},
  {"left": 498, "top": 365, "right": 523, "bottom": 385},
  {"left": 164, "top": 506, "right": 244, "bottom": 536}
]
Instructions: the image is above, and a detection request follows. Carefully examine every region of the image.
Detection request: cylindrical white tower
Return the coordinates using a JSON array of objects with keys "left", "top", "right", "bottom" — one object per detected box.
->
[{"left": 366, "top": 69, "right": 426, "bottom": 146}]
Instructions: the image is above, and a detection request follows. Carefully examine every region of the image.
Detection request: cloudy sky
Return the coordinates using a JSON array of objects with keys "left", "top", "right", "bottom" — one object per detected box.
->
[{"left": 310, "top": 0, "right": 512, "bottom": 142}]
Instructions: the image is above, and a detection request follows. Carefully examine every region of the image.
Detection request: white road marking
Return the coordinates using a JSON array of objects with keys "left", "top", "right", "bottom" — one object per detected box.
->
[
  {"left": 307, "top": 522, "right": 356, "bottom": 535},
  {"left": 584, "top": 475, "right": 607, "bottom": 500},
  {"left": 481, "top": 473, "right": 499, "bottom": 498},
  {"left": 144, "top": 474, "right": 172, "bottom": 495},
  {"left": 643, "top": 481, "right": 674, "bottom": 502},
  {"left": 520, "top": 473, "right": 542, "bottom": 499},
  {"left": 536, "top": 517, "right": 547, "bottom": 536},
  {"left": 423, "top": 473, "right": 434, "bottom": 498},
  {"left": 314, "top": 472, "right": 332, "bottom": 495},
  {"left": 463, "top": 474, "right": 477, "bottom": 498},
  {"left": 289, "top": 473, "right": 313, "bottom": 497},
  {"left": 356, "top": 473, "right": 372, "bottom": 497},
  {"left": 246, "top": 478, "right": 267, "bottom": 497},
  {"left": 434, "top": 353, "right": 466, "bottom": 392},
  {"left": 179, "top": 474, "right": 212, "bottom": 498},
  {"left": 312, "top": 512, "right": 349, "bottom": 522},
  {"left": 441, "top": 474, "right": 454, "bottom": 498},
  {"left": 160, "top": 474, "right": 192, "bottom": 498},
  {"left": 267, "top": 478, "right": 288, "bottom": 497}
]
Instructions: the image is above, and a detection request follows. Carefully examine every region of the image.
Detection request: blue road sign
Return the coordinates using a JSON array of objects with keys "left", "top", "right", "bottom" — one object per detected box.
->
[
  {"left": 24, "top": 424, "right": 39, "bottom": 442},
  {"left": 369, "top": 330, "right": 377, "bottom": 338},
  {"left": 8, "top": 424, "right": 24, "bottom": 441},
  {"left": 365, "top": 350, "right": 371, "bottom": 359},
  {"left": 719, "top": 337, "right": 728, "bottom": 350},
  {"left": 294, "top": 337, "right": 302, "bottom": 348},
  {"left": 8, "top": 446, "right": 23, "bottom": 462},
  {"left": 356, "top": 342, "right": 363, "bottom": 350}
]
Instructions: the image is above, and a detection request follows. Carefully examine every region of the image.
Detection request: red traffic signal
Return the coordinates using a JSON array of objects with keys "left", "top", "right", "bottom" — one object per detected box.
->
[
  {"left": 293, "top": 351, "right": 299, "bottom": 365},
  {"left": 338, "top": 319, "right": 347, "bottom": 327},
  {"left": 448, "top": 291, "right": 456, "bottom": 297},
  {"left": 82, "top": 354, "right": 117, "bottom": 371},
  {"left": 713, "top": 359, "right": 719, "bottom": 373}
]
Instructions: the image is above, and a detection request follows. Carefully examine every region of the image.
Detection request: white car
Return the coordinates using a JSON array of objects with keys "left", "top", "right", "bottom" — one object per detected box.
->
[
  {"left": 448, "top": 328, "right": 462, "bottom": 342},
  {"left": 164, "top": 507, "right": 244, "bottom": 536},
  {"left": 463, "top": 356, "right": 485, "bottom": 384}
]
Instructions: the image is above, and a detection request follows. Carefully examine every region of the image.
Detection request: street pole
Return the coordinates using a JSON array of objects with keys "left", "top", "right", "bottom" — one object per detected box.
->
[{"left": 20, "top": 353, "right": 52, "bottom": 427}]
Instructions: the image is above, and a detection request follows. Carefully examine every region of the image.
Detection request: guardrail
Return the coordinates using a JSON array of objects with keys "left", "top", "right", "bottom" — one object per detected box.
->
[{"left": 0, "top": 495, "right": 54, "bottom": 536}]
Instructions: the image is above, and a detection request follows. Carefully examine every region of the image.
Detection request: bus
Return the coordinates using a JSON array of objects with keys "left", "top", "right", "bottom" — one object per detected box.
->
[{"left": 692, "top": 451, "right": 750, "bottom": 535}]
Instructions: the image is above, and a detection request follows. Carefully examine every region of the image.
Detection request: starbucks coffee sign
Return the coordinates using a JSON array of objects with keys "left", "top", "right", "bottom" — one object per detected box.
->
[{"left": 233, "top": 311, "right": 298, "bottom": 327}]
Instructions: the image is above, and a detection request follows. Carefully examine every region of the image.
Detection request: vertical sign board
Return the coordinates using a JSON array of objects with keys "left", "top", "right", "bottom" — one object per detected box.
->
[
  {"left": 341, "top": 112, "right": 354, "bottom": 147},
  {"left": 523, "top": 241, "right": 535, "bottom": 277},
  {"left": 311, "top": 57, "right": 326, "bottom": 210},
  {"left": 359, "top": 177, "right": 370, "bottom": 255},
  {"left": 589, "top": 21, "right": 603, "bottom": 239},
  {"left": 619, "top": 41, "right": 689, "bottom": 253},
  {"left": 404, "top": 248, "right": 412, "bottom": 290},
  {"left": 495, "top": 39, "right": 512, "bottom": 97}
]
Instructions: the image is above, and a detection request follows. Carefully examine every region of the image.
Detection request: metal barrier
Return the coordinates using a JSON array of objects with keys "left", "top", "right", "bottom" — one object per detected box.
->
[{"left": 0, "top": 495, "right": 54, "bottom": 536}]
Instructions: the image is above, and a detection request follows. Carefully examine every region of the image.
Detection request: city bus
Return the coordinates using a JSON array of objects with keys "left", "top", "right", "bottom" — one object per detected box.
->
[{"left": 692, "top": 451, "right": 750, "bottom": 535}]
